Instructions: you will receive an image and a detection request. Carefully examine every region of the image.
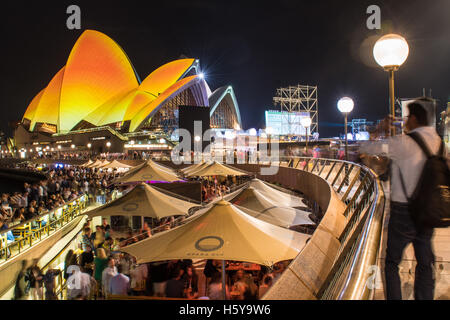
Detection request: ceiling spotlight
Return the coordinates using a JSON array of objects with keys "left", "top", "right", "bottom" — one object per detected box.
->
[{"left": 198, "top": 72, "right": 205, "bottom": 79}]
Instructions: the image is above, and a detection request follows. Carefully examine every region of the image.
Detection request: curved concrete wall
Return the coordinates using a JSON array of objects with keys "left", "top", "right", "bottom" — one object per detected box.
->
[{"left": 0, "top": 215, "right": 86, "bottom": 299}]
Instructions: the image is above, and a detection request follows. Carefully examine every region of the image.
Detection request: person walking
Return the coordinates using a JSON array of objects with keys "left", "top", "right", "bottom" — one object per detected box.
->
[
  {"left": 360, "top": 101, "right": 446, "bottom": 300},
  {"left": 109, "top": 265, "right": 130, "bottom": 296}
]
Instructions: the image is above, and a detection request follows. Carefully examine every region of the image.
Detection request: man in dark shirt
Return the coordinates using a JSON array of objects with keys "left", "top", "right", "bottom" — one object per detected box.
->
[
  {"left": 25, "top": 207, "right": 38, "bottom": 221},
  {"left": 150, "top": 261, "right": 169, "bottom": 297},
  {"left": 44, "top": 268, "right": 61, "bottom": 300},
  {"left": 165, "top": 266, "right": 185, "bottom": 298},
  {"left": 80, "top": 245, "right": 94, "bottom": 276}
]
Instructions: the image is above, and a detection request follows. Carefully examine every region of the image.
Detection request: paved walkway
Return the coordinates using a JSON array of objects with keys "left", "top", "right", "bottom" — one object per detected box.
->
[{"left": 374, "top": 182, "right": 450, "bottom": 300}]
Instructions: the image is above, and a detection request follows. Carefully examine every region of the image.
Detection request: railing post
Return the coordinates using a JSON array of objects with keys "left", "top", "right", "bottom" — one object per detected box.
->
[
  {"left": 341, "top": 168, "right": 361, "bottom": 203},
  {"left": 337, "top": 165, "right": 354, "bottom": 194},
  {"left": 311, "top": 159, "right": 320, "bottom": 173},
  {"left": 325, "top": 161, "right": 337, "bottom": 181},
  {"left": 331, "top": 163, "right": 346, "bottom": 188},
  {"left": 318, "top": 160, "right": 328, "bottom": 176}
]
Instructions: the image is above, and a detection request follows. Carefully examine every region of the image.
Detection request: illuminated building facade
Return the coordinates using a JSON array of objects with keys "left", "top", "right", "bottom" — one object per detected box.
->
[{"left": 15, "top": 30, "right": 242, "bottom": 154}]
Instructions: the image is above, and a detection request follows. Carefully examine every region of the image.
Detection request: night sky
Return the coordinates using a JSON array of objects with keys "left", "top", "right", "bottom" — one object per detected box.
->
[{"left": 1, "top": 0, "right": 449, "bottom": 138}]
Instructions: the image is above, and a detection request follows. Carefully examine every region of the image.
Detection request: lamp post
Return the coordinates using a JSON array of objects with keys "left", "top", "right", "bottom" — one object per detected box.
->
[
  {"left": 373, "top": 34, "right": 409, "bottom": 136},
  {"left": 337, "top": 97, "right": 354, "bottom": 161},
  {"left": 300, "top": 117, "right": 312, "bottom": 155}
]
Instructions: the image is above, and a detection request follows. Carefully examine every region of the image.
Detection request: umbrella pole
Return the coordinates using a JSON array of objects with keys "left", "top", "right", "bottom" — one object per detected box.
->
[{"left": 222, "top": 260, "right": 226, "bottom": 300}]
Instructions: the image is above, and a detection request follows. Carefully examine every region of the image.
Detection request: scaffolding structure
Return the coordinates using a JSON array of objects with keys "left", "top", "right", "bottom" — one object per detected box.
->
[{"left": 273, "top": 85, "right": 318, "bottom": 136}]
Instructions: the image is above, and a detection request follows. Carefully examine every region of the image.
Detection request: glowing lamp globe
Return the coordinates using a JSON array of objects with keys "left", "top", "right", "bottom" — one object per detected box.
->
[
  {"left": 373, "top": 34, "right": 409, "bottom": 69},
  {"left": 248, "top": 128, "right": 257, "bottom": 136},
  {"left": 337, "top": 97, "right": 354, "bottom": 114},
  {"left": 300, "top": 117, "right": 312, "bottom": 128}
]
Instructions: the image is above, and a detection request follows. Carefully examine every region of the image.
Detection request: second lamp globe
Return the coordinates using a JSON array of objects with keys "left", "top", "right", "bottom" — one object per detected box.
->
[
  {"left": 373, "top": 34, "right": 409, "bottom": 70},
  {"left": 337, "top": 97, "right": 354, "bottom": 114}
]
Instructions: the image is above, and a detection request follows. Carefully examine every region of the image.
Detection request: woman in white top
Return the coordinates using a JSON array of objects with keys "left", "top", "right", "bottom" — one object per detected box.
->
[{"left": 207, "top": 271, "right": 230, "bottom": 300}]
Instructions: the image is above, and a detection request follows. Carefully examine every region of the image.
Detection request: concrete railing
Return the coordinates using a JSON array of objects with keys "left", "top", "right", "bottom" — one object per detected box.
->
[
  {"left": 232, "top": 157, "right": 385, "bottom": 300},
  {"left": 0, "top": 195, "right": 88, "bottom": 298}
]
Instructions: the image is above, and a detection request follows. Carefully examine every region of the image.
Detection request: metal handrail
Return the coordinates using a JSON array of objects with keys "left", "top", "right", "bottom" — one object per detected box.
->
[
  {"left": 277, "top": 156, "right": 385, "bottom": 300},
  {"left": 0, "top": 195, "right": 88, "bottom": 263}
]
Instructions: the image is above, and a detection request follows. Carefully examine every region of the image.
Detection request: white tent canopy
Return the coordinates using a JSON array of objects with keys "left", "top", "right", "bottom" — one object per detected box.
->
[
  {"left": 101, "top": 160, "right": 132, "bottom": 169},
  {"left": 114, "top": 159, "right": 181, "bottom": 183},
  {"left": 249, "top": 179, "right": 307, "bottom": 207},
  {"left": 80, "top": 159, "right": 93, "bottom": 167},
  {"left": 86, "top": 183, "right": 198, "bottom": 219},
  {"left": 187, "top": 161, "right": 249, "bottom": 177},
  {"left": 97, "top": 159, "right": 111, "bottom": 168},
  {"left": 87, "top": 159, "right": 103, "bottom": 168},
  {"left": 181, "top": 161, "right": 207, "bottom": 174},
  {"left": 147, "top": 159, "right": 176, "bottom": 174},
  {"left": 228, "top": 187, "right": 314, "bottom": 228},
  {"left": 121, "top": 200, "right": 309, "bottom": 266}
]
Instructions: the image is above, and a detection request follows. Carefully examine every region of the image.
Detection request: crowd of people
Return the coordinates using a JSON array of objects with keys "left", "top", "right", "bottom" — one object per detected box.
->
[
  {"left": 7, "top": 158, "right": 286, "bottom": 301},
  {"left": 0, "top": 163, "right": 130, "bottom": 259},
  {"left": 200, "top": 180, "right": 231, "bottom": 203},
  {"left": 0, "top": 164, "right": 125, "bottom": 227}
]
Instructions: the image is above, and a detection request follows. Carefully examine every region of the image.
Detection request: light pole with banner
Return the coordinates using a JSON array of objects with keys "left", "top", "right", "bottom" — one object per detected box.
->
[
  {"left": 337, "top": 97, "right": 354, "bottom": 161},
  {"left": 300, "top": 116, "right": 312, "bottom": 155}
]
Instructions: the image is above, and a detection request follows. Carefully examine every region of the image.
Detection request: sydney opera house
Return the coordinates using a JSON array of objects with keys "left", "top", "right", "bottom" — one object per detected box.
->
[{"left": 14, "top": 30, "right": 242, "bottom": 153}]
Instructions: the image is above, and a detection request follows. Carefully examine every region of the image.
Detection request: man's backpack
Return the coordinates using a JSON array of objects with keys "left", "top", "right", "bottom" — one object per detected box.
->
[{"left": 399, "top": 132, "right": 450, "bottom": 229}]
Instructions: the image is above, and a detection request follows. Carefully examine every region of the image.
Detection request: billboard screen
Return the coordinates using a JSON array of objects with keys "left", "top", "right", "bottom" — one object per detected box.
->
[{"left": 265, "top": 110, "right": 310, "bottom": 135}]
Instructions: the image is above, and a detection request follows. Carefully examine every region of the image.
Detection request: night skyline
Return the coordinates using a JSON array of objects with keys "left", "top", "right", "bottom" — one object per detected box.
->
[{"left": 1, "top": 0, "right": 449, "bottom": 137}]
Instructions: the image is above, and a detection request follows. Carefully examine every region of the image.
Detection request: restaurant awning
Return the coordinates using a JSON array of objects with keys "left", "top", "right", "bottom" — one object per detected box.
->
[
  {"left": 87, "top": 159, "right": 103, "bottom": 168},
  {"left": 101, "top": 159, "right": 132, "bottom": 169},
  {"left": 97, "top": 159, "right": 111, "bottom": 168},
  {"left": 228, "top": 187, "right": 314, "bottom": 228},
  {"left": 180, "top": 160, "right": 207, "bottom": 175},
  {"left": 114, "top": 159, "right": 181, "bottom": 183},
  {"left": 249, "top": 179, "right": 307, "bottom": 207},
  {"left": 80, "top": 159, "right": 93, "bottom": 167},
  {"left": 86, "top": 183, "right": 198, "bottom": 219},
  {"left": 121, "top": 200, "right": 309, "bottom": 266},
  {"left": 147, "top": 159, "right": 176, "bottom": 174},
  {"left": 187, "top": 161, "right": 249, "bottom": 177}
]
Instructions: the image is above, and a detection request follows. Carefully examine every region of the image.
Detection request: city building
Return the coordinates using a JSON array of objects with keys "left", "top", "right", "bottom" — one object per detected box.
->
[{"left": 14, "top": 30, "right": 242, "bottom": 155}]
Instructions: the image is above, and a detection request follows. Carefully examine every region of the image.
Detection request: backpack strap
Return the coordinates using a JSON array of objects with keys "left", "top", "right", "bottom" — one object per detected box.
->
[
  {"left": 438, "top": 140, "right": 445, "bottom": 157},
  {"left": 398, "top": 164, "right": 411, "bottom": 203},
  {"left": 407, "top": 132, "right": 432, "bottom": 158}
]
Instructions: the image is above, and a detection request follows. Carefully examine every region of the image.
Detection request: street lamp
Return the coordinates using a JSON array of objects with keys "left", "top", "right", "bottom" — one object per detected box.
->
[
  {"left": 373, "top": 33, "right": 409, "bottom": 135},
  {"left": 87, "top": 143, "right": 92, "bottom": 148},
  {"left": 71, "top": 144, "right": 75, "bottom": 149},
  {"left": 300, "top": 117, "right": 312, "bottom": 154},
  {"left": 106, "top": 141, "right": 111, "bottom": 148},
  {"left": 337, "top": 97, "right": 354, "bottom": 161}
]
